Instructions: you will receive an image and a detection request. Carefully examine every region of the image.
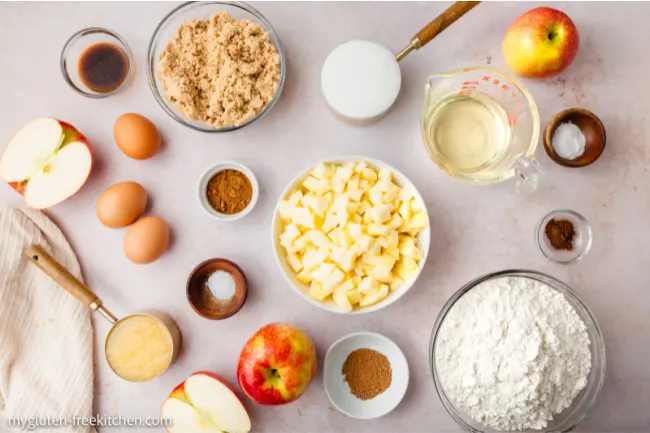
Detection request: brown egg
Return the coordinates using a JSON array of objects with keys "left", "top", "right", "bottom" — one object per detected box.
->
[
  {"left": 97, "top": 182, "right": 147, "bottom": 228},
  {"left": 114, "top": 113, "right": 161, "bottom": 160},
  {"left": 123, "top": 216, "right": 170, "bottom": 264}
]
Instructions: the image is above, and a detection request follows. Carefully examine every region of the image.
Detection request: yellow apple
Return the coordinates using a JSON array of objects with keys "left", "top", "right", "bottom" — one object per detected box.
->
[{"left": 502, "top": 7, "right": 579, "bottom": 78}]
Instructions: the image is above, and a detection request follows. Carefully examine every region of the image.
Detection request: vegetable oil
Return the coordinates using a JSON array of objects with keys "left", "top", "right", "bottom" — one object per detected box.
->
[{"left": 422, "top": 91, "right": 511, "bottom": 174}]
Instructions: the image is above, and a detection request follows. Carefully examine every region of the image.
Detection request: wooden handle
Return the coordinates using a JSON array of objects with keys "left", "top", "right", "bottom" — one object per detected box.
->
[
  {"left": 415, "top": 1, "right": 480, "bottom": 46},
  {"left": 25, "top": 245, "right": 100, "bottom": 309}
]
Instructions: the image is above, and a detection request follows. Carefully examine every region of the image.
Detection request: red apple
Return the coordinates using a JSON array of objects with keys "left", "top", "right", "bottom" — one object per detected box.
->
[
  {"left": 161, "top": 371, "right": 251, "bottom": 433},
  {"left": 502, "top": 7, "right": 579, "bottom": 78},
  {"left": 237, "top": 323, "right": 317, "bottom": 405},
  {"left": 0, "top": 117, "right": 93, "bottom": 209}
]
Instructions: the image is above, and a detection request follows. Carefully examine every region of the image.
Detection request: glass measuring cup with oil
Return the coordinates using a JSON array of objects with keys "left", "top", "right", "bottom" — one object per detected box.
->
[{"left": 422, "top": 66, "right": 540, "bottom": 193}]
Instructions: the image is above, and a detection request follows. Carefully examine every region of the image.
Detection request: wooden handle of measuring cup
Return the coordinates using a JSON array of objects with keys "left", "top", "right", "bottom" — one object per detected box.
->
[
  {"left": 415, "top": 1, "right": 480, "bottom": 46},
  {"left": 25, "top": 245, "right": 100, "bottom": 309}
]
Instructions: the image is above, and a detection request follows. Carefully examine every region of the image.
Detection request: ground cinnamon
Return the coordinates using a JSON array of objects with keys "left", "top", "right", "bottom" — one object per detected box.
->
[
  {"left": 341, "top": 348, "right": 392, "bottom": 400},
  {"left": 206, "top": 169, "right": 253, "bottom": 215},
  {"left": 544, "top": 218, "right": 575, "bottom": 251}
]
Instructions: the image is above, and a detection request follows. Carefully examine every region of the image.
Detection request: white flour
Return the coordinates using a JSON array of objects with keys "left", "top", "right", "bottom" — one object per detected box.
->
[{"left": 435, "top": 276, "right": 591, "bottom": 431}]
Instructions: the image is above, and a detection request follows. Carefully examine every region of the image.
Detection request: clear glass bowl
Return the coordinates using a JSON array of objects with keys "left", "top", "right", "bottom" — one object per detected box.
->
[
  {"left": 146, "top": 1, "right": 286, "bottom": 133},
  {"left": 430, "top": 270, "right": 606, "bottom": 433},
  {"left": 536, "top": 209, "right": 592, "bottom": 265},
  {"left": 60, "top": 27, "right": 133, "bottom": 98}
]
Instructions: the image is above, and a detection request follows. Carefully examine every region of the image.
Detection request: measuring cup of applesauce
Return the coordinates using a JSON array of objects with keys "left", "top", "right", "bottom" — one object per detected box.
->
[
  {"left": 25, "top": 245, "right": 181, "bottom": 382},
  {"left": 421, "top": 66, "right": 540, "bottom": 193}
]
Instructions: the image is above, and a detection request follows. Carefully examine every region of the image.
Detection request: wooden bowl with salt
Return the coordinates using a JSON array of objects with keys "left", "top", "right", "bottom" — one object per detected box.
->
[
  {"left": 543, "top": 108, "right": 606, "bottom": 168},
  {"left": 186, "top": 258, "right": 248, "bottom": 320}
]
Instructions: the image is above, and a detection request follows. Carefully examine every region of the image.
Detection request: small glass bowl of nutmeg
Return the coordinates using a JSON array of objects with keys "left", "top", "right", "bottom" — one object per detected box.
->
[
  {"left": 536, "top": 209, "right": 593, "bottom": 265},
  {"left": 197, "top": 162, "right": 259, "bottom": 221}
]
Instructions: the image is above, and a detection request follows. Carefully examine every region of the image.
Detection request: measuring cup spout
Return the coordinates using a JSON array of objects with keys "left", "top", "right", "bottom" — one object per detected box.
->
[
  {"left": 423, "top": 74, "right": 446, "bottom": 115},
  {"left": 424, "top": 72, "right": 458, "bottom": 109},
  {"left": 514, "top": 156, "right": 540, "bottom": 194}
]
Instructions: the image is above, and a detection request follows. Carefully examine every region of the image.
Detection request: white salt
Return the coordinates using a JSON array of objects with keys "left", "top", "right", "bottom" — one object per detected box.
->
[
  {"left": 207, "top": 270, "right": 236, "bottom": 300},
  {"left": 552, "top": 122, "right": 586, "bottom": 160}
]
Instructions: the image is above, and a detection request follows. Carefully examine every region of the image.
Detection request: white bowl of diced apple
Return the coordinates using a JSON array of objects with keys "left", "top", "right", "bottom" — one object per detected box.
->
[{"left": 272, "top": 156, "right": 430, "bottom": 314}]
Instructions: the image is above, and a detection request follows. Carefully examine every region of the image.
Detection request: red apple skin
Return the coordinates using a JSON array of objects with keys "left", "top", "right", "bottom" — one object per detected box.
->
[
  {"left": 168, "top": 381, "right": 186, "bottom": 401},
  {"left": 7, "top": 181, "right": 24, "bottom": 195},
  {"left": 3, "top": 119, "right": 94, "bottom": 203},
  {"left": 502, "top": 7, "right": 579, "bottom": 78},
  {"left": 237, "top": 323, "right": 317, "bottom": 405}
]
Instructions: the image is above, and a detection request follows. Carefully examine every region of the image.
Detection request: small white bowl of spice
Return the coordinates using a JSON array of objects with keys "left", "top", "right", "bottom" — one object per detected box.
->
[
  {"left": 324, "top": 332, "right": 409, "bottom": 419},
  {"left": 197, "top": 162, "right": 259, "bottom": 221}
]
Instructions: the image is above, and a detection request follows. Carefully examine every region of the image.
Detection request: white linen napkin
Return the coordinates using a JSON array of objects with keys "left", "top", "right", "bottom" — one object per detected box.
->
[{"left": 0, "top": 205, "right": 95, "bottom": 433}]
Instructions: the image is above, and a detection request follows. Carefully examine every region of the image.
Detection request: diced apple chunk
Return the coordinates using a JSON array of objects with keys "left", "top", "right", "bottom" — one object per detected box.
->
[
  {"left": 367, "top": 223, "right": 391, "bottom": 236},
  {"left": 310, "top": 282, "right": 328, "bottom": 301},
  {"left": 368, "top": 188, "right": 383, "bottom": 205},
  {"left": 360, "top": 284, "right": 389, "bottom": 307},
  {"left": 333, "top": 291, "right": 353, "bottom": 312},
  {"left": 359, "top": 277, "right": 379, "bottom": 295},
  {"left": 354, "top": 234, "right": 375, "bottom": 252},
  {"left": 322, "top": 268, "right": 345, "bottom": 294},
  {"left": 407, "top": 212, "right": 429, "bottom": 229},
  {"left": 368, "top": 204, "right": 391, "bottom": 224},
  {"left": 373, "top": 265, "right": 393, "bottom": 283},
  {"left": 287, "top": 253, "right": 303, "bottom": 272},
  {"left": 311, "top": 163, "right": 333, "bottom": 179},
  {"left": 361, "top": 168, "right": 378, "bottom": 181},
  {"left": 335, "top": 167, "right": 353, "bottom": 182}
]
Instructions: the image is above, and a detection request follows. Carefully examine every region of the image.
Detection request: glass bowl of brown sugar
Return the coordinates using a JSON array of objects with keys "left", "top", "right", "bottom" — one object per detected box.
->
[
  {"left": 147, "top": 1, "right": 286, "bottom": 132},
  {"left": 536, "top": 209, "right": 592, "bottom": 265},
  {"left": 197, "top": 162, "right": 259, "bottom": 221}
]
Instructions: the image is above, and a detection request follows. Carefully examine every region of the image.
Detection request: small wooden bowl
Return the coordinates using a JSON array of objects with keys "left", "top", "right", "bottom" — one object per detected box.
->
[
  {"left": 186, "top": 258, "right": 248, "bottom": 320},
  {"left": 543, "top": 108, "right": 606, "bottom": 168}
]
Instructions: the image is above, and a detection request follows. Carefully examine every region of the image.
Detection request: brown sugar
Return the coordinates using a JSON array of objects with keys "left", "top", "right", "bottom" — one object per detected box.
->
[
  {"left": 206, "top": 169, "right": 253, "bottom": 215},
  {"left": 544, "top": 218, "right": 575, "bottom": 251},
  {"left": 341, "top": 348, "right": 392, "bottom": 400},
  {"left": 157, "top": 12, "right": 280, "bottom": 128}
]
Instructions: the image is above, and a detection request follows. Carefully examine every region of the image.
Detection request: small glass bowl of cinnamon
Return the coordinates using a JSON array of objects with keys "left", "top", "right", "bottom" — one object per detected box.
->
[
  {"left": 536, "top": 209, "right": 593, "bottom": 265},
  {"left": 197, "top": 162, "right": 259, "bottom": 221}
]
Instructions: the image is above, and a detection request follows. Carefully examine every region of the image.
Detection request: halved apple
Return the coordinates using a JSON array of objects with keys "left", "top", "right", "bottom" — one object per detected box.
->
[
  {"left": 0, "top": 117, "right": 92, "bottom": 209},
  {"left": 161, "top": 372, "right": 251, "bottom": 433}
]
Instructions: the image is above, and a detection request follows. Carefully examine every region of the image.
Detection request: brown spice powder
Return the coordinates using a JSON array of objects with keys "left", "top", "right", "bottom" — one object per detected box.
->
[
  {"left": 206, "top": 169, "right": 253, "bottom": 215},
  {"left": 544, "top": 218, "right": 575, "bottom": 251},
  {"left": 342, "top": 348, "right": 392, "bottom": 400}
]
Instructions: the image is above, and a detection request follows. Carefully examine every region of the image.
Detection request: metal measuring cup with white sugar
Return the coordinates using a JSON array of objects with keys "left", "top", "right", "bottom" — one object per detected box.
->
[{"left": 321, "top": 1, "right": 480, "bottom": 123}]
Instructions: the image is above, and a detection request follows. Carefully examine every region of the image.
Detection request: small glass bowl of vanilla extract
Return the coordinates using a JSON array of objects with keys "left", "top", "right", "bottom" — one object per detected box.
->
[{"left": 61, "top": 27, "right": 133, "bottom": 98}]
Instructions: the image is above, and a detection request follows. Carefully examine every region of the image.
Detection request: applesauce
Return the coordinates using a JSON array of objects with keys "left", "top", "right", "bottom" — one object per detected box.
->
[{"left": 105, "top": 314, "right": 174, "bottom": 382}]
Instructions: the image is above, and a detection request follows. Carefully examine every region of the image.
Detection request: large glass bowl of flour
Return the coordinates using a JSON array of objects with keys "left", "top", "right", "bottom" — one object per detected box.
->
[{"left": 430, "top": 270, "right": 605, "bottom": 433}]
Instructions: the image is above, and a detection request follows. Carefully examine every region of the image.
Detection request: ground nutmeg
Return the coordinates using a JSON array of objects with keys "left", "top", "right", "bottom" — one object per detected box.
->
[
  {"left": 544, "top": 218, "right": 575, "bottom": 251},
  {"left": 341, "top": 348, "right": 392, "bottom": 400},
  {"left": 206, "top": 169, "right": 253, "bottom": 215}
]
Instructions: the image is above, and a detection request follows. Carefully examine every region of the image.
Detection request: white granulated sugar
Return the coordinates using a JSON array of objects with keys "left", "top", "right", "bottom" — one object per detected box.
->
[{"left": 435, "top": 276, "right": 591, "bottom": 431}]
